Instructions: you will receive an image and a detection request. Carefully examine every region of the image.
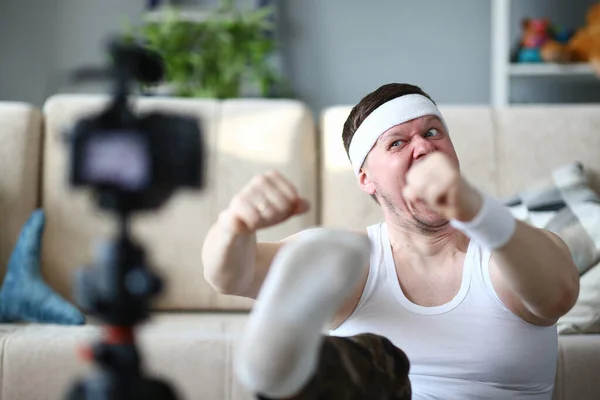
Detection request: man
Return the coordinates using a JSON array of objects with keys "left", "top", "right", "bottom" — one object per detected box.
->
[{"left": 201, "top": 83, "right": 580, "bottom": 400}]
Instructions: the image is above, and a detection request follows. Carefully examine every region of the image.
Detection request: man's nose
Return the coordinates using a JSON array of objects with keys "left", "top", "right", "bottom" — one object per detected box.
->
[{"left": 412, "top": 136, "right": 435, "bottom": 160}]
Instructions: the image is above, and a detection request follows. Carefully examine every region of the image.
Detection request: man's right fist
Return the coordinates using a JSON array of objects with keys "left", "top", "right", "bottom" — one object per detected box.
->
[{"left": 219, "top": 170, "right": 310, "bottom": 235}]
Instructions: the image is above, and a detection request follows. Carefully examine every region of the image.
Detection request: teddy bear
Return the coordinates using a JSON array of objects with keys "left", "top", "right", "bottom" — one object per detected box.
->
[{"left": 567, "top": 2, "right": 600, "bottom": 73}]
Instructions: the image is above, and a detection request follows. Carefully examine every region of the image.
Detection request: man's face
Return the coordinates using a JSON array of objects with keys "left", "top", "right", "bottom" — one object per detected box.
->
[{"left": 358, "top": 115, "right": 459, "bottom": 230}]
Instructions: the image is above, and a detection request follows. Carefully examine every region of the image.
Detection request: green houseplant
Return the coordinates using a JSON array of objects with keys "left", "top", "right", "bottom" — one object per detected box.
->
[{"left": 124, "top": 0, "right": 290, "bottom": 99}]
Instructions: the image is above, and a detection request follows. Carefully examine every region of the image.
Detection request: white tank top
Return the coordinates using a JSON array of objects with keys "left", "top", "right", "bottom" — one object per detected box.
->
[{"left": 330, "top": 222, "right": 558, "bottom": 400}]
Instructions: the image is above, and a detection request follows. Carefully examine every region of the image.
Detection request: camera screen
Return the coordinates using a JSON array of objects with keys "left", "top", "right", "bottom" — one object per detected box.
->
[{"left": 81, "top": 131, "right": 150, "bottom": 191}]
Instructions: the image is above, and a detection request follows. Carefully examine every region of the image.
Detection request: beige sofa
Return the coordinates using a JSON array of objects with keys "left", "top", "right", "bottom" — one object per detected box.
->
[{"left": 0, "top": 94, "right": 599, "bottom": 400}]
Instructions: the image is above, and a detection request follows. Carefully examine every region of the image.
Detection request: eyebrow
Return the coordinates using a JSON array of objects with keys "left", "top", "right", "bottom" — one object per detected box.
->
[{"left": 379, "top": 115, "right": 441, "bottom": 140}]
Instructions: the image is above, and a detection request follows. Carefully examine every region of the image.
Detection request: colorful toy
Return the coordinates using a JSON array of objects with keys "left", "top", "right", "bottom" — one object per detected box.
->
[
  {"left": 553, "top": 27, "right": 575, "bottom": 44},
  {"left": 514, "top": 3, "right": 600, "bottom": 74},
  {"left": 515, "top": 18, "right": 573, "bottom": 63}
]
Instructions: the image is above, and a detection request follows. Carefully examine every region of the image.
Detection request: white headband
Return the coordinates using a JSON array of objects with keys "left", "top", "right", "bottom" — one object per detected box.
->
[{"left": 348, "top": 94, "right": 448, "bottom": 176}]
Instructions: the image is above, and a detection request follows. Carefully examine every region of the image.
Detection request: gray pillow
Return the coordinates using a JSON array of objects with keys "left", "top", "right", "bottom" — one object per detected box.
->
[
  {"left": 556, "top": 259, "right": 600, "bottom": 334},
  {"left": 504, "top": 161, "right": 600, "bottom": 276}
]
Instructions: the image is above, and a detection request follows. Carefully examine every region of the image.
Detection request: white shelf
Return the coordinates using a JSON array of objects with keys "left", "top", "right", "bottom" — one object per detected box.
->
[
  {"left": 509, "top": 63, "right": 596, "bottom": 77},
  {"left": 491, "top": 0, "right": 510, "bottom": 106},
  {"left": 490, "top": 0, "right": 599, "bottom": 106}
]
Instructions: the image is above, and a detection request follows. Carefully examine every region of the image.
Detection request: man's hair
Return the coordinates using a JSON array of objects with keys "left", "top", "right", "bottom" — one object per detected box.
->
[
  {"left": 341, "top": 83, "right": 436, "bottom": 203},
  {"left": 342, "top": 83, "right": 436, "bottom": 157}
]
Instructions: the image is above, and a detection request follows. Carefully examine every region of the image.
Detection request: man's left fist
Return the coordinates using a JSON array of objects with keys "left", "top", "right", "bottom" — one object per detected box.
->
[{"left": 402, "top": 152, "right": 483, "bottom": 222}]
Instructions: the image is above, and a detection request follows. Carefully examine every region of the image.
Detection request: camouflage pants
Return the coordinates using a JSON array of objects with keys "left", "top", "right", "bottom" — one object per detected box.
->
[{"left": 256, "top": 333, "right": 412, "bottom": 400}]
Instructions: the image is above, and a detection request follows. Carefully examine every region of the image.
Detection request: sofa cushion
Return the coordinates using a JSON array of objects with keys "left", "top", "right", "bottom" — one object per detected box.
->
[
  {"left": 214, "top": 99, "right": 319, "bottom": 243},
  {"left": 504, "top": 161, "right": 600, "bottom": 276},
  {"left": 319, "top": 105, "right": 497, "bottom": 229},
  {"left": 0, "top": 313, "right": 253, "bottom": 400},
  {"left": 320, "top": 106, "right": 383, "bottom": 230},
  {"left": 495, "top": 105, "right": 600, "bottom": 198},
  {"left": 552, "top": 335, "right": 600, "bottom": 400},
  {"left": 1, "top": 314, "right": 590, "bottom": 400},
  {"left": 41, "top": 94, "right": 230, "bottom": 311},
  {"left": 557, "top": 261, "right": 600, "bottom": 335},
  {"left": 0, "top": 102, "right": 42, "bottom": 285},
  {"left": 41, "top": 95, "right": 317, "bottom": 311}
]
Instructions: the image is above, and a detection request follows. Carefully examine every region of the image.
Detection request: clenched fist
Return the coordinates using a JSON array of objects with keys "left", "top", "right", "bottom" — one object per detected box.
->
[
  {"left": 402, "top": 152, "right": 483, "bottom": 222},
  {"left": 219, "top": 170, "right": 310, "bottom": 235}
]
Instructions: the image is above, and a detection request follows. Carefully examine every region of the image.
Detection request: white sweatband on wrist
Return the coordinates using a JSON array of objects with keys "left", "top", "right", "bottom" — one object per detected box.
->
[
  {"left": 348, "top": 94, "right": 449, "bottom": 176},
  {"left": 450, "top": 193, "right": 517, "bottom": 250}
]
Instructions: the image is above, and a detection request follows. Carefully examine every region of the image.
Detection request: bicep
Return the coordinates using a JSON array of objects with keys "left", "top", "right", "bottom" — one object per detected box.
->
[
  {"left": 488, "top": 257, "right": 559, "bottom": 327},
  {"left": 540, "top": 229, "right": 572, "bottom": 258}
]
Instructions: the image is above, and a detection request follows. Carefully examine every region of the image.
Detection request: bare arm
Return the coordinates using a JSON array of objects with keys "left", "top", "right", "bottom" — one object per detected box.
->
[
  {"left": 202, "top": 175, "right": 370, "bottom": 330},
  {"left": 201, "top": 170, "right": 309, "bottom": 299},
  {"left": 201, "top": 170, "right": 371, "bottom": 328},
  {"left": 202, "top": 218, "right": 370, "bottom": 329},
  {"left": 401, "top": 152, "right": 580, "bottom": 326},
  {"left": 202, "top": 213, "right": 297, "bottom": 299},
  {"left": 489, "top": 221, "right": 580, "bottom": 324}
]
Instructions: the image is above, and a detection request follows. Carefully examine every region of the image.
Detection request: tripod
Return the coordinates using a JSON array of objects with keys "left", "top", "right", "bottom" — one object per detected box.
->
[
  {"left": 66, "top": 211, "right": 180, "bottom": 400},
  {"left": 63, "top": 38, "right": 203, "bottom": 400}
]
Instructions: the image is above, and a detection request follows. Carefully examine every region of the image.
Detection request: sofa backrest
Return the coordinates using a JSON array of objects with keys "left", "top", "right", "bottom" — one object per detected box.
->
[
  {"left": 40, "top": 94, "right": 318, "bottom": 311},
  {"left": 5, "top": 95, "right": 600, "bottom": 313},
  {"left": 0, "top": 102, "right": 42, "bottom": 284},
  {"left": 493, "top": 105, "right": 600, "bottom": 197},
  {"left": 320, "top": 104, "right": 600, "bottom": 230}
]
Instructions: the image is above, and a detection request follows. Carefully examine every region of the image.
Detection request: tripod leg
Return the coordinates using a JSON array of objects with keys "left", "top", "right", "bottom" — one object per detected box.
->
[
  {"left": 132, "top": 377, "right": 181, "bottom": 400},
  {"left": 66, "top": 381, "right": 86, "bottom": 400}
]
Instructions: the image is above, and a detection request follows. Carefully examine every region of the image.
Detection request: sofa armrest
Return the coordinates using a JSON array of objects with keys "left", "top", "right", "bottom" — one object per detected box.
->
[{"left": 0, "top": 102, "right": 42, "bottom": 283}]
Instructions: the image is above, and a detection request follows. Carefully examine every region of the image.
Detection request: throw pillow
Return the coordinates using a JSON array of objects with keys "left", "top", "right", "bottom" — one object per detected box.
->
[
  {"left": 557, "top": 258, "right": 600, "bottom": 334},
  {"left": 504, "top": 161, "right": 600, "bottom": 276},
  {"left": 0, "top": 209, "right": 85, "bottom": 325}
]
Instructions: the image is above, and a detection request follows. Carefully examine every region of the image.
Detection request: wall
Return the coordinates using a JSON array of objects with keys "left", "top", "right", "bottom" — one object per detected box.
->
[
  {"left": 0, "top": 0, "right": 599, "bottom": 111},
  {"left": 0, "top": 0, "right": 59, "bottom": 106},
  {"left": 276, "top": 0, "right": 492, "bottom": 112},
  {"left": 0, "top": 0, "right": 147, "bottom": 106}
]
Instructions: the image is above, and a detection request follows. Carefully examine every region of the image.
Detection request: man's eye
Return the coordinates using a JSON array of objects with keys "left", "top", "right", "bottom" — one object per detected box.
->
[
  {"left": 424, "top": 128, "right": 439, "bottom": 138},
  {"left": 391, "top": 140, "right": 405, "bottom": 148}
]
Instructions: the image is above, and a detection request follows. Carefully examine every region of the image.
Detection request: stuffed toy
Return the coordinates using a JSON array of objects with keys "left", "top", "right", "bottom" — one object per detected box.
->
[
  {"left": 516, "top": 18, "right": 573, "bottom": 63},
  {"left": 567, "top": 2, "right": 600, "bottom": 72},
  {"left": 0, "top": 209, "right": 85, "bottom": 325}
]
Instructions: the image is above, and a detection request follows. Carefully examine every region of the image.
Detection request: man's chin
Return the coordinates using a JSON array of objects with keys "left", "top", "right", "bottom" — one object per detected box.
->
[
  {"left": 414, "top": 215, "right": 449, "bottom": 229},
  {"left": 409, "top": 207, "right": 449, "bottom": 229}
]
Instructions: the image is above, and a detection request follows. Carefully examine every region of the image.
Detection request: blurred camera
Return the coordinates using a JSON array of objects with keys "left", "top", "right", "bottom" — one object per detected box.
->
[
  {"left": 68, "top": 39, "right": 204, "bottom": 213},
  {"left": 69, "top": 107, "right": 204, "bottom": 212}
]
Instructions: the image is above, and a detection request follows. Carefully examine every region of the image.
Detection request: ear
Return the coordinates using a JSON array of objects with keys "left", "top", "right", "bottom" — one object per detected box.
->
[{"left": 358, "top": 169, "right": 376, "bottom": 196}]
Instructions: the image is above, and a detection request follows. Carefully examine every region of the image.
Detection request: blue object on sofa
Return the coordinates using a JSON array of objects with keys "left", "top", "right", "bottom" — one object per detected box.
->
[{"left": 0, "top": 209, "right": 85, "bottom": 325}]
